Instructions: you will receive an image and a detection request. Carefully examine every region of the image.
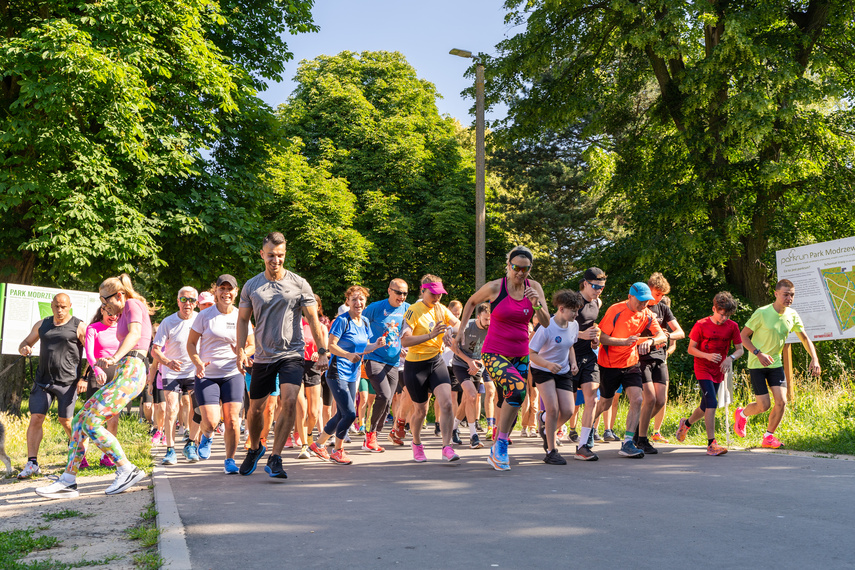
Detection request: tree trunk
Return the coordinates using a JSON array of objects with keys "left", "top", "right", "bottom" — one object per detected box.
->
[
  {"left": 725, "top": 231, "right": 772, "bottom": 307},
  {"left": 0, "top": 354, "right": 30, "bottom": 415}
]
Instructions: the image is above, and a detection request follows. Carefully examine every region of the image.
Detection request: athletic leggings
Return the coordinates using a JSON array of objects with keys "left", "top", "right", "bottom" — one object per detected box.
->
[
  {"left": 481, "top": 353, "right": 529, "bottom": 408},
  {"left": 65, "top": 356, "right": 147, "bottom": 475},
  {"left": 698, "top": 378, "right": 718, "bottom": 411}
]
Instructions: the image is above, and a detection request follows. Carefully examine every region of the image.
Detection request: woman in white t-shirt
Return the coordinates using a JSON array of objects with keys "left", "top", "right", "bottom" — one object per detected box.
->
[{"left": 187, "top": 274, "right": 254, "bottom": 474}]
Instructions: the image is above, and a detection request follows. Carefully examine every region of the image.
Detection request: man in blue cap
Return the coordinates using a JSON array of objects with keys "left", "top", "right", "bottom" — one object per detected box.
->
[{"left": 589, "top": 282, "right": 668, "bottom": 458}]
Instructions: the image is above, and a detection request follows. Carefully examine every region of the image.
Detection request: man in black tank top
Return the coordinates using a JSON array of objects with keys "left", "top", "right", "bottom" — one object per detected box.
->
[
  {"left": 17, "top": 293, "right": 86, "bottom": 479},
  {"left": 571, "top": 267, "right": 606, "bottom": 461}
]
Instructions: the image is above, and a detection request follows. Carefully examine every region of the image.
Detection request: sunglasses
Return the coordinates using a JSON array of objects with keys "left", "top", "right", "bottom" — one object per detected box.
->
[
  {"left": 100, "top": 292, "right": 119, "bottom": 303},
  {"left": 391, "top": 289, "right": 408, "bottom": 297},
  {"left": 589, "top": 283, "right": 605, "bottom": 291},
  {"left": 179, "top": 296, "right": 197, "bottom": 304},
  {"left": 510, "top": 263, "right": 532, "bottom": 273}
]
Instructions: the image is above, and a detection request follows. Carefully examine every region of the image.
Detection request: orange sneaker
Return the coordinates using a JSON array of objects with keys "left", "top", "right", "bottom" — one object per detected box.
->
[
  {"left": 329, "top": 449, "right": 352, "bottom": 465},
  {"left": 676, "top": 418, "right": 690, "bottom": 442},
  {"left": 362, "top": 431, "right": 385, "bottom": 453},
  {"left": 706, "top": 440, "right": 728, "bottom": 456},
  {"left": 309, "top": 442, "right": 331, "bottom": 461},
  {"left": 761, "top": 434, "right": 783, "bottom": 449},
  {"left": 651, "top": 432, "right": 669, "bottom": 444}
]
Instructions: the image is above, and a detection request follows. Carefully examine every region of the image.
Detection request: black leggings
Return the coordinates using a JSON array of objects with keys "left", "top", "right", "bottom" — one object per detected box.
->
[{"left": 364, "top": 361, "right": 399, "bottom": 433}]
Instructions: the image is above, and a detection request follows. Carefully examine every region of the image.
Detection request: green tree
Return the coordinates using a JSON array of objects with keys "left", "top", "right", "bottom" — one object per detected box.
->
[{"left": 485, "top": 0, "right": 855, "bottom": 306}]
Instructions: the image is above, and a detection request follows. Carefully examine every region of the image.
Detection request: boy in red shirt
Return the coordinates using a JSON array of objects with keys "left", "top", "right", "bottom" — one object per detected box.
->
[{"left": 676, "top": 292, "right": 744, "bottom": 455}]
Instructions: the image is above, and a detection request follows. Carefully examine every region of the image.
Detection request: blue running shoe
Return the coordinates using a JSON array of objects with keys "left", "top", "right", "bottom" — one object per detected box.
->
[
  {"left": 487, "top": 441, "right": 510, "bottom": 471},
  {"left": 495, "top": 438, "right": 509, "bottom": 464},
  {"left": 182, "top": 442, "right": 200, "bottom": 462},
  {"left": 224, "top": 458, "right": 239, "bottom": 474},
  {"left": 162, "top": 448, "right": 177, "bottom": 465},
  {"left": 239, "top": 444, "right": 266, "bottom": 476},
  {"left": 198, "top": 434, "right": 213, "bottom": 460}
]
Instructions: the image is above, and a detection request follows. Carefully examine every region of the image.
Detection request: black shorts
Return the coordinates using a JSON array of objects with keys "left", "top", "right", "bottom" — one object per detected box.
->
[
  {"left": 395, "top": 369, "right": 405, "bottom": 394},
  {"left": 152, "top": 385, "right": 165, "bottom": 404},
  {"left": 85, "top": 365, "right": 118, "bottom": 400},
  {"left": 195, "top": 374, "right": 245, "bottom": 406},
  {"left": 303, "top": 360, "right": 322, "bottom": 387},
  {"left": 163, "top": 376, "right": 195, "bottom": 394},
  {"left": 451, "top": 364, "right": 482, "bottom": 392},
  {"left": 599, "top": 365, "right": 642, "bottom": 399},
  {"left": 640, "top": 359, "right": 669, "bottom": 385},
  {"left": 531, "top": 368, "right": 575, "bottom": 392},
  {"left": 29, "top": 382, "right": 78, "bottom": 419},
  {"left": 749, "top": 367, "right": 786, "bottom": 397},
  {"left": 572, "top": 352, "right": 600, "bottom": 389},
  {"left": 250, "top": 358, "right": 303, "bottom": 400},
  {"left": 403, "top": 355, "right": 451, "bottom": 404}
]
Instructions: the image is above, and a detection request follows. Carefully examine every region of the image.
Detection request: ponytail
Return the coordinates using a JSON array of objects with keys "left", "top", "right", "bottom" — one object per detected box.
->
[{"left": 100, "top": 273, "right": 153, "bottom": 312}]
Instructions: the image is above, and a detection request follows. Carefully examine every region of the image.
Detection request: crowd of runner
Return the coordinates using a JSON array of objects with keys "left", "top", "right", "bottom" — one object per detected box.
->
[{"left": 18, "top": 232, "right": 822, "bottom": 498}]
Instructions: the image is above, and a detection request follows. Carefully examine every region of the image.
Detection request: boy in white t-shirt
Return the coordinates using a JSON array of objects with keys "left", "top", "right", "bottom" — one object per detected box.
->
[{"left": 529, "top": 290, "right": 583, "bottom": 465}]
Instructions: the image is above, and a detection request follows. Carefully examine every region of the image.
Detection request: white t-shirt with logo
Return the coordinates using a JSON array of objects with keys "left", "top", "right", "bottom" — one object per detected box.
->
[
  {"left": 529, "top": 317, "right": 579, "bottom": 375},
  {"left": 191, "top": 306, "right": 251, "bottom": 378},
  {"left": 153, "top": 312, "right": 198, "bottom": 380}
]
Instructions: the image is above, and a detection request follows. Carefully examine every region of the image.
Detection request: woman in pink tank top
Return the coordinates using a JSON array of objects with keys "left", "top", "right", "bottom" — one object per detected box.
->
[{"left": 456, "top": 246, "right": 550, "bottom": 471}]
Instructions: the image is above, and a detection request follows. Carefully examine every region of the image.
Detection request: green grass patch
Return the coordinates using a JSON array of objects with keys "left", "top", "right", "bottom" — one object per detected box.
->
[
  {"left": 127, "top": 501, "right": 161, "bottom": 569},
  {"left": 42, "top": 510, "right": 89, "bottom": 521},
  {"left": 0, "top": 527, "right": 122, "bottom": 569},
  {"left": 131, "top": 551, "right": 163, "bottom": 570}
]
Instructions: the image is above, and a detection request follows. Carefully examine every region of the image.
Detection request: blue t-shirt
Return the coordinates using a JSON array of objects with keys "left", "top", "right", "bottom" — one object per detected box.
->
[
  {"left": 362, "top": 299, "right": 410, "bottom": 366},
  {"left": 329, "top": 313, "right": 371, "bottom": 383}
]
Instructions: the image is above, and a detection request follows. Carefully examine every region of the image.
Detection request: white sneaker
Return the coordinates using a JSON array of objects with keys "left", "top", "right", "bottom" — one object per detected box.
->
[
  {"left": 35, "top": 479, "right": 79, "bottom": 499},
  {"left": 18, "top": 460, "right": 41, "bottom": 479},
  {"left": 105, "top": 467, "right": 146, "bottom": 495}
]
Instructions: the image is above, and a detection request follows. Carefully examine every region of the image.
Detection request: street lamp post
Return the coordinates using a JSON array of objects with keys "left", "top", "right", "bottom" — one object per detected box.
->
[{"left": 450, "top": 48, "right": 486, "bottom": 289}]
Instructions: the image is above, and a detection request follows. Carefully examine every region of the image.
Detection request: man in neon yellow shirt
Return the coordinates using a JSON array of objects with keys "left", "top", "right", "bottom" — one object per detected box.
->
[{"left": 734, "top": 279, "right": 821, "bottom": 448}]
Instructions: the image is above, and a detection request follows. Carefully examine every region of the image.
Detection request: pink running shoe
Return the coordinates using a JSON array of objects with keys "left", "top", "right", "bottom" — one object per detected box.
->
[
  {"left": 676, "top": 418, "right": 690, "bottom": 443},
  {"left": 442, "top": 445, "right": 460, "bottom": 462},
  {"left": 412, "top": 442, "right": 427, "bottom": 463},
  {"left": 762, "top": 434, "right": 783, "bottom": 449},
  {"left": 80, "top": 457, "right": 89, "bottom": 470},
  {"left": 151, "top": 430, "right": 163, "bottom": 446},
  {"left": 734, "top": 407, "right": 747, "bottom": 438},
  {"left": 284, "top": 435, "right": 294, "bottom": 449},
  {"left": 99, "top": 454, "right": 116, "bottom": 468}
]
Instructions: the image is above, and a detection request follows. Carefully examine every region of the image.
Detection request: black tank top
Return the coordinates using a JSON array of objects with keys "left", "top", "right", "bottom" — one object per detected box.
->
[
  {"left": 35, "top": 316, "right": 83, "bottom": 386},
  {"left": 573, "top": 296, "right": 600, "bottom": 357},
  {"left": 639, "top": 302, "right": 674, "bottom": 363}
]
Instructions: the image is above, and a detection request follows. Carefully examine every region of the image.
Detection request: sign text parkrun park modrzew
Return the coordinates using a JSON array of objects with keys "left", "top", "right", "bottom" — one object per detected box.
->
[{"left": 776, "top": 236, "right": 855, "bottom": 343}]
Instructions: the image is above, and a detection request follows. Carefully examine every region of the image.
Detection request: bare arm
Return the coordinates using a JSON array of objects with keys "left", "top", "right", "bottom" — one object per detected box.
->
[
  {"left": 17, "top": 321, "right": 41, "bottom": 356},
  {"left": 186, "top": 329, "right": 207, "bottom": 378},
  {"left": 526, "top": 280, "right": 551, "bottom": 328},
  {"left": 303, "top": 305, "right": 329, "bottom": 371},
  {"left": 599, "top": 331, "right": 637, "bottom": 347},
  {"left": 795, "top": 331, "right": 821, "bottom": 376},
  {"left": 740, "top": 326, "right": 774, "bottom": 367},
  {"left": 456, "top": 281, "right": 500, "bottom": 347},
  {"left": 97, "top": 322, "right": 142, "bottom": 368},
  {"left": 236, "top": 306, "right": 253, "bottom": 374}
]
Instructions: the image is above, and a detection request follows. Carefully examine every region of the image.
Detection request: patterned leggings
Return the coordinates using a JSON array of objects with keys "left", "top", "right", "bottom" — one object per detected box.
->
[
  {"left": 65, "top": 356, "right": 146, "bottom": 475},
  {"left": 481, "top": 353, "right": 529, "bottom": 408}
]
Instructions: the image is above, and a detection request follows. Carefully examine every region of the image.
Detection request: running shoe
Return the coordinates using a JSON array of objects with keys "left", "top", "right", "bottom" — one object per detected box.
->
[
  {"left": 639, "top": 440, "right": 659, "bottom": 455},
  {"left": 734, "top": 407, "right": 747, "bottom": 438},
  {"left": 308, "top": 442, "right": 330, "bottom": 462},
  {"left": 150, "top": 429, "right": 163, "bottom": 446},
  {"left": 537, "top": 419, "right": 548, "bottom": 451},
  {"left": 182, "top": 442, "right": 200, "bottom": 462},
  {"left": 35, "top": 478, "right": 78, "bottom": 499},
  {"left": 215, "top": 421, "right": 225, "bottom": 435},
  {"left": 487, "top": 440, "right": 510, "bottom": 471},
  {"left": 17, "top": 461, "right": 40, "bottom": 479},
  {"left": 434, "top": 422, "right": 441, "bottom": 436},
  {"left": 224, "top": 458, "right": 240, "bottom": 474},
  {"left": 567, "top": 429, "right": 580, "bottom": 444},
  {"left": 543, "top": 450, "right": 567, "bottom": 465},
  {"left": 442, "top": 445, "right": 460, "bottom": 462},
  {"left": 343, "top": 434, "right": 352, "bottom": 444},
  {"left": 652, "top": 432, "right": 669, "bottom": 443},
  {"left": 297, "top": 445, "right": 311, "bottom": 460},
  {"left": 452, "top": 428, "right": 462, "bottom": 445},
  {"left": 470, "top": 434, "right": 484, "bottom": 449},
  {"left": 676, "top": 418, "right": 690, "bottom": 442},
  {"left": 491, "top": 426, "right": 497, "bottom": 442},
  {"left": 284, "top": 435, "right": 295, "bottom": 448},
  {"left": 162, "top": 448, "right": 178, "bottom": 465},
  {"left": 619, "top": 440, "right": 645, "bottom": 458},
  {"left": 387, "top": 429, "right": 404, "bottom": 446},
  {"left": 198, "top": 434, "right": 213, "bottom": 460},
  {"left": 592, "top": 430, "right": 601, "bottom": 441},
  {"left": 80, "top": 457, "right": 89, "bottom": 470},
  {"left": 707, "top": 440, "right": 728, "bottom": 456},
  {"left": 602, "top": 429, "right": 620, "bottom": 442},
  {"left": 762, "top": 434, "right": 784, "bottom": 449},
  {"left": 394, "top": 419, "right": 406, "bottom": 440},
  {"left": 183, "top": 428, "right": 191, "bottom": 442},
  {"left": 105, "top": 466, "right": 146, "bottom": 495},
  {"left": 239, "top": 421, "right": 246, "bottom": 435},
  {"left": 238, "top": 444, "right": 267, "bottom": 476},
  {"left": 330, "top": 449, "right": 352, "bottom": 465},
  {"left": 100, "top": 454, "right": 115, "bottom": 468},
  {"left": 357, "top": 424, "right": 366, "bottom": 435},
  {"left": 574, "top": 445, "right": 599, "bottom": 461},
  {"left": 362, "top": 432, "right": 385, "bottom": 453},
  {"left": 294, "top": 435, "right": 303, "bottom": 447},
  {"left": 412, "top": 443, "right": 428, "bottom": 463},
  {"left": 265, "top": 454, "right": 290, "bottom": 477}
]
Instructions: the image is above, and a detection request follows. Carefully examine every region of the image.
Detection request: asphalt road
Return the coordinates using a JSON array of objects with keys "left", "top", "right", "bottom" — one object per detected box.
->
[{"left": 158, "top": 431, "right": 855, "bottom": 569}]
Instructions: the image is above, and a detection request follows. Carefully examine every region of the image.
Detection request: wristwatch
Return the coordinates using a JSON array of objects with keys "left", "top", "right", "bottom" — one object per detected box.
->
[
  {"left": 752, "top": 348, "right": 760, "bottom": 355},
  {"left": 317, "top": 347, "right": 328, "bottom": 356}
]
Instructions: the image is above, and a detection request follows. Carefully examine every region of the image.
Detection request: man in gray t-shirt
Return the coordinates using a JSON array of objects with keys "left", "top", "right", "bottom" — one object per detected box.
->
[
  {"left": 236, "top": 232, "right": 329, "bottom": 478},
  {"left": 449, "top": 303, "right": 491, "bottom": 449}
]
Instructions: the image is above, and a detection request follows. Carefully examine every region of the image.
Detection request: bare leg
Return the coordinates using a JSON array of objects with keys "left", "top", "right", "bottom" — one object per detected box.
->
[{"left": 26, "top": 414, "right": 46, "bottom": 458}]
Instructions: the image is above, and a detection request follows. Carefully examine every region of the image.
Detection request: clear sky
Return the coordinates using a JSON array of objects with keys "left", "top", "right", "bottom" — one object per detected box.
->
[{"left": 258, "top": 0, "right": 516, "bottom": 124}]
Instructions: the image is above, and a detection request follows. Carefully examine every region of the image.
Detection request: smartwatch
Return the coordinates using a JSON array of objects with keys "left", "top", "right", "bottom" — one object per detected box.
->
[
  {"left": 318, "top": 347, "right": 328, "bottom": 356},
  {"left": 752, "top": 348, "right": 760, "bottom": 355}
]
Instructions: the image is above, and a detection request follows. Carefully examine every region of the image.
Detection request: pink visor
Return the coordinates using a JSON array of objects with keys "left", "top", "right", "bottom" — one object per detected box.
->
[{"left": 422, "top": 282, "right": 448, "bottom": 295}]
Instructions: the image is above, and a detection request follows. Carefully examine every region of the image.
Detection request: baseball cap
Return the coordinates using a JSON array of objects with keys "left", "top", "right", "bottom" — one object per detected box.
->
[
  {"left": 198, "top": 292, "right": 215, "bottom": 305},
  {"left": 422, "top": 282, "right": 448, "bottom": 295},
  {"left": 216, "top": 274, "right": 238, "bottom": 288},
  {"left": 584, "top": 267, "right": 607, "bottom": 281},
  {"left": 629, "top": 282, "right": 655, "bottom": 302}
]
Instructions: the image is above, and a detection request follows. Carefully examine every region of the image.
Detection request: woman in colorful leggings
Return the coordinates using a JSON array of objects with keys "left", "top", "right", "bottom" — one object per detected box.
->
[
  {"left": 456, "top": 246, "right": 550, "bottom": 471},
  {"left": 36, "top": 274, "right": 152, "bottom": 499},
  {"left": 81, "top": 303, "right": 120, "bottom": 469}
]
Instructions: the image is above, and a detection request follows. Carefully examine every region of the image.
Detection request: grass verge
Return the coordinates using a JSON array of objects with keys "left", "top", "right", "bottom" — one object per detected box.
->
[{"left": 126, "top": 501, "right": 162, "bottom": 570}]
